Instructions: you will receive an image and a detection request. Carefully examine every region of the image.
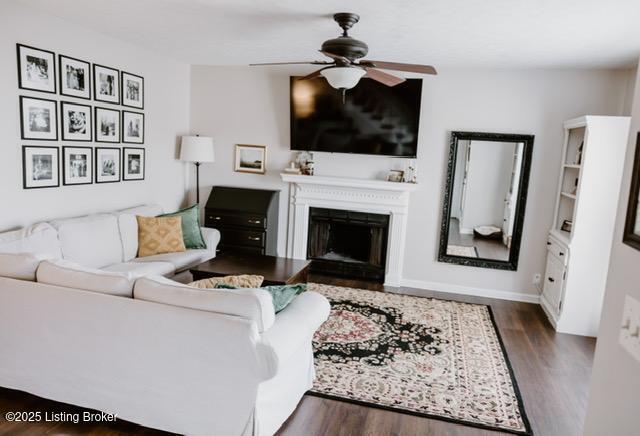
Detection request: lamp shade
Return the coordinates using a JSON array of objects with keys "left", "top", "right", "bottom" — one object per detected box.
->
[
  {"left": 320, "top": 67, "right": 366, "bottom": 90},
  {"left": 180, "top": 136, "right": 215, "bottom": 162}
]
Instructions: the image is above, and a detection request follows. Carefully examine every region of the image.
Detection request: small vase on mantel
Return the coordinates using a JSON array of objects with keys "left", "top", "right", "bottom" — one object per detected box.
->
[{"left": 403, "top": 159, "right": 417, "bottom": 183}]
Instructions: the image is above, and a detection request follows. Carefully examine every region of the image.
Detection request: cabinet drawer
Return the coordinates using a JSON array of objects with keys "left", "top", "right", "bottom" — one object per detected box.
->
[
  {"left": 205, "top": 211, "right": 266, "bottom": 229},
  {"left": 218, "top": 244, "right": 265, "bottom": 255},
  {"left": 219, "top": 228, "right": 265, "bottom": 248},
  {"left": 546, "top": 238, "right": 568, "bottom": 264}
]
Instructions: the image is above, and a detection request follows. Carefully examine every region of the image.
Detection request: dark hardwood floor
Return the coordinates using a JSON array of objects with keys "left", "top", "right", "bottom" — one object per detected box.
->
[
  {"left": 447, "top": 218, "right": 510, "bottom": 261},
  {"left": 0, "top": 274, "right": 595, "bottom": 436}
]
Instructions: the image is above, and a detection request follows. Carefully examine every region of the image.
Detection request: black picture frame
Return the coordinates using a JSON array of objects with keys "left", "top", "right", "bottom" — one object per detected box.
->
[
  {"left": 121, "top": 71, "right": 144, "bottom": 109},
  {"left": 623, "top": 132, "right": 640, "bottom": 251},
  {"left": 123, "top": 147, "right": 145, "bottom": 181},
  {"left": 94, "top": 106, "right": 120, "bottom": 143},
  {"left": 93, "top": 63, "right": 120, "bottom": 105},
  {"left": 438, "top": 131, "right": 535, "bottom": 271},
  {"left": 122, "top": 110, "right": 145, "bottom": 144},
  {"left": 59, "top": 54, "right": 91, "bottom": 100},
  {"left": 95, "top": 147, "right": 121, "bottom": 184},
  {"left": 60, "top": 101, "right": 92, "bottom": 142},
  {"left": 62, "top": 146, "right": 93, "bottom": 186},
  {"left": 16, "top": 43, "right": 56, "bottom": 94},
  {"left": 19, "top": 96, "right": 58, "bottom": 141},
  {"left": 22, "top": 145, "right": 60, "bottom": 189}
]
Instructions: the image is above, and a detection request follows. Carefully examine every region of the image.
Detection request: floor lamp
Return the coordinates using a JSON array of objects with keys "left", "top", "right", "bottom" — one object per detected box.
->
[{"left": 180, "top": 136, "right": 215, "bottom": 204}]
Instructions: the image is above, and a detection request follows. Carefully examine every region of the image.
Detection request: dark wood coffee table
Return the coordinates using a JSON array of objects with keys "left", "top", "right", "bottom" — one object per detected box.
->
[{"left": 190, "top": 253, "right": 310, "bottom": 286}]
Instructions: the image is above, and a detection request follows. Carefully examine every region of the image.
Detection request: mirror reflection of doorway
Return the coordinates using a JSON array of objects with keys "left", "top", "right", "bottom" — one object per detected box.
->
[{"left": 447, "top": 139, "right": 525, "bottom": 262}]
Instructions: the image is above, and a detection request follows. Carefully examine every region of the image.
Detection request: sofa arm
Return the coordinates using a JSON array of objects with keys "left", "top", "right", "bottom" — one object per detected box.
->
[
  {"left": 261, "top": 291, "right": 330, "bottom": 363},
  {"left": 200, "top": 227, "right": 220, "bottom": 253}
]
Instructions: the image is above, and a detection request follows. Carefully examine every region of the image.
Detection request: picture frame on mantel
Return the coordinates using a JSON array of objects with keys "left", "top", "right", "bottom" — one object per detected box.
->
[{"left": 623, "top": 132, "right": 640, "bottom": 251}]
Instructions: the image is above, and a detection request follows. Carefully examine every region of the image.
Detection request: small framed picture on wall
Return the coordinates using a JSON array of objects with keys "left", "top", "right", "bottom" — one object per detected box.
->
[
  {"left": 20, "top": 96, "right": 58, "bottom": 141},
  {"left": 95, "top": 107, "right": 120, "bottom": 143},
  {"left": 22, "top": 145, "right": 59, "bottom": 189},
  {"left": 59, "top": 55, "right": 91, "bottom": 99},
  {"left": 62, "top": 146, "right": 93, "bottom": 186},
  {"left": 122, "top": 111, "right": 144, "bottom": 144},
  {"left": 234, "top": 144, "right": 267, "bottom": 174},
  {"left": 93, "top": 64, "right": 120, "bottom": 104},
  {"left": 17, "top": 44, "right": 56, "bottom": 93},
  {"left": 95, "top": 147, "right": 121, "bottom": 183},
  {"left": 61, "top": 101, "right": 92, "bottom": 141},
  {"left": 123, "top": 147, "right": 145, "bottom": 181},
  {"left": 121, "top": 71, "right": 144, "bottom": 109}
]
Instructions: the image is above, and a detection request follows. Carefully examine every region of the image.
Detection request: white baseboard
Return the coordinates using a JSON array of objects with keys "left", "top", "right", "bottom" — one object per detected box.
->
[{"left": 399, "top": 278, "right": 540, "bottom": 304}]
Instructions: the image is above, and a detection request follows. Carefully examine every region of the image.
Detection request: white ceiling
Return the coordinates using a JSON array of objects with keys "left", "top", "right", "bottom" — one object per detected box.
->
[{"left": 19, "top": 0, "right": 640, "bottom": 68}]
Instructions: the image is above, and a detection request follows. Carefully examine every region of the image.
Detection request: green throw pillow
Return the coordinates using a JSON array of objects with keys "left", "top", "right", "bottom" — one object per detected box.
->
[
  {"left": 158, "top": 204, "right": 206, "bottom": 249},
  {"left": 215, "top": 282, "right": 307, "bottom": 313}
]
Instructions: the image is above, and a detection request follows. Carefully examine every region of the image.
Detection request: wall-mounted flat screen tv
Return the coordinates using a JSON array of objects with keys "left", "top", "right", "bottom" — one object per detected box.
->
[{"left": 290, "top": 77, "right": 422, "bottom": 157}]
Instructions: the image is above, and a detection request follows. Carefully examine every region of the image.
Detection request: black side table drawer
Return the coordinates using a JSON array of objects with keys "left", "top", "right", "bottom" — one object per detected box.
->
[
  {"left": 219, "top": 227, "right": 265, "bottom": 248},
  {"left": 205, "top": 211, "right": 266, "bottom": 229}
]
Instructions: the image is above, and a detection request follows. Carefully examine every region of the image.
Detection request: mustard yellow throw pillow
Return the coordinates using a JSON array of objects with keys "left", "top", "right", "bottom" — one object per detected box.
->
[{"left": 137, "top": 216, "right": 186, "bottom": 257}]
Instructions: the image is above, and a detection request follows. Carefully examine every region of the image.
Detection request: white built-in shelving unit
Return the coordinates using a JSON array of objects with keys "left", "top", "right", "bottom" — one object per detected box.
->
[{"left": 541, "top": 116, "right": 630, "bottom": 336}]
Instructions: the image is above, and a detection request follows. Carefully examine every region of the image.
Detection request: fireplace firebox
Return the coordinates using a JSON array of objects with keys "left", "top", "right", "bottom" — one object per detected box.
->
[{"left": 307, "top": 207, "right": 389, "bottom": 281}]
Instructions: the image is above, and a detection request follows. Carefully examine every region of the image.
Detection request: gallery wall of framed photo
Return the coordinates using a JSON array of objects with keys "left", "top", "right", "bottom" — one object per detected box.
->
[{"left": 17, "top": 43, "right": 145, "bottom": 189}]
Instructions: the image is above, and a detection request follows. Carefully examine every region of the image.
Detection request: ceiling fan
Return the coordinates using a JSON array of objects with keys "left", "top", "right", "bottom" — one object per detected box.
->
[{"left": 250, "top": 12, "right": 437, "bottom": 91}]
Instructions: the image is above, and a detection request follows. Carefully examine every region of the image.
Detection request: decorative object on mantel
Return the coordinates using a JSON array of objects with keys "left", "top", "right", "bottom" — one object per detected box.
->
[
  {"left": 310, "top": 283, "right": 532, "bottom": 435},
  {"left": 295, "top": 151, "right": 314, "bottom": 175},
  {"left": 234, "top": 144, "right": 266, "bottom": 174},
  {"left": 283, "top": 161, "right": 301, "bottom": 174},
  {"left": 180, "top": 135, "right": 215, "bottom": 204},
  {"left": 403, "top": 159, "right": 417, "bottom": 183},
  {"left": 386, "top": 169, "right": 403, "bottom": 182},
  {"left": 623, "top": 132, "right": 640, "bottom": 251}
]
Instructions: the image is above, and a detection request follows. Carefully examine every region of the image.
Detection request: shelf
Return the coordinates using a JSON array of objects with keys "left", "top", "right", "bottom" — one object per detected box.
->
[
  {"left": 563, "top": 164, "right": 581, "bottom": 169},
  {"left": 560, "top": 192, "right": 577, "bottom": 200}
]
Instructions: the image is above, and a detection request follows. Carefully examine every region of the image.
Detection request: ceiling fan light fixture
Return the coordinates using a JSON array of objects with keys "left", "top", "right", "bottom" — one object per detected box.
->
[{"left": 320, "top": 67, "right": 366, "bottom": 90}]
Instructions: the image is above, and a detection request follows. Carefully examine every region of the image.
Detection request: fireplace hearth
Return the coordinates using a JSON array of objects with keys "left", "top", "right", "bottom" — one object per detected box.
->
[{"left": 307, "top": 207, "right": 389, "bottom": 281}]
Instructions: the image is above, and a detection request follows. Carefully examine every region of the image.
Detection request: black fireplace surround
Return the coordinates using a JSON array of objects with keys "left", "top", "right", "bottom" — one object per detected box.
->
[{"left": 307, "top": 207, "right": 389, "bottom": 281}]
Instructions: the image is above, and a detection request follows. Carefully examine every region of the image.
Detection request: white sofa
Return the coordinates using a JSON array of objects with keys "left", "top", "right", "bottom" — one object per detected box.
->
[
  {"left": 0, "top": 204, "right": 220, "bottom": 278},
  {"left": 0, "top": 205, "right": 331, "bottom": 435}
]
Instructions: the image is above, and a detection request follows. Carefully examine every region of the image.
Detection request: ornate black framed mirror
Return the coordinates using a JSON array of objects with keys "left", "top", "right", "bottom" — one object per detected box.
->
[
  {"left": 623, "top": 132, "right": 640, "bottom": 251},
  {"left": 438, "top": 131, "right": 534, "bottom": 270}
]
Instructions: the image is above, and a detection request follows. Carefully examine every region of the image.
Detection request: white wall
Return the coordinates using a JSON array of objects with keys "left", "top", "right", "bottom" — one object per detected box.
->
[
  {"left": 584, "top": 61, "right": 640, "bottom": 435},
  {"left": 190, "top": 65, "right": 633, "bottom": 299},
  {"left": 460, "top": 140, "right": 513, "bottom": 232},
  {"left": 0, "top": 2, "right": 191, "bottom": 231}
]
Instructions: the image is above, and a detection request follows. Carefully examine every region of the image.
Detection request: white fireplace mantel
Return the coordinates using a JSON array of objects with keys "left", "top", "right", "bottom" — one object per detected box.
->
[{"left": 281, "top": 174, "right": 417, "bottom": 286}]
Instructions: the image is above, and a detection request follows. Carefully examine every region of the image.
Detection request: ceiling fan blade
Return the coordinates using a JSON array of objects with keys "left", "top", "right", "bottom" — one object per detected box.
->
[
  {"left": 364, "top": 67, "right": 406, "bottom": 87},
  {"left": 249, "top": 61, "right": 330, "bottom": 66},
  {"left": 360, "top": 60, "right": 437, "bottom": 75},
  {"left": 297, "top": 67, "right": 331, "bottom": 81},
  {"left": 319, "top": 50, "right": 351, "bottom": 64}
]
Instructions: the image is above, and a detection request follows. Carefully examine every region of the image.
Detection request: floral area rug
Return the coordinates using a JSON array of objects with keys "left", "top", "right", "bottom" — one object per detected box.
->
[{"left": 308, "top": 283, "right": 532, "bottom": 435}]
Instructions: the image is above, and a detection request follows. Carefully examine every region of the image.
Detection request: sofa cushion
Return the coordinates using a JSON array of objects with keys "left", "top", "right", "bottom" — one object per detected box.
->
[
  {"left": 118, "top": 204, "right": 164, "bottom": 217},
  {"left": 137, "top": 216, "right": 186, "bottom": 258},
  {"left": 116, "top": 204, "right": 164, "bottom": 261},
  {"left": 134, "top": 249, "right": 211, "bottom": 271},
  {"left": 49, "top": 214, "right": 122, "bottom": 268},
  {"left": 37, "top": 259, "right": 134, "bottom": 297},
  {"left": 0, "top": 222, "right": 62, "bottom": 258},
  {"left": 158, "top": 205, "right": 206, "bottom": 249},
  {"left": 0, "top": 252, "right": 52, "bottom": 281},
  {"left": 102, "top": 261, "right": 175, "bottom": 278},
  {"left": 134, "top": 276, "right": 275, "bottom": 333}
]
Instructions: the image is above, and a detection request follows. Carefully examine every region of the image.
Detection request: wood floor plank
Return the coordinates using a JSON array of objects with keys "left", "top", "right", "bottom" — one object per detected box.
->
[{"left": 0, "top": 275, "right": 595, "bottom": 436}]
